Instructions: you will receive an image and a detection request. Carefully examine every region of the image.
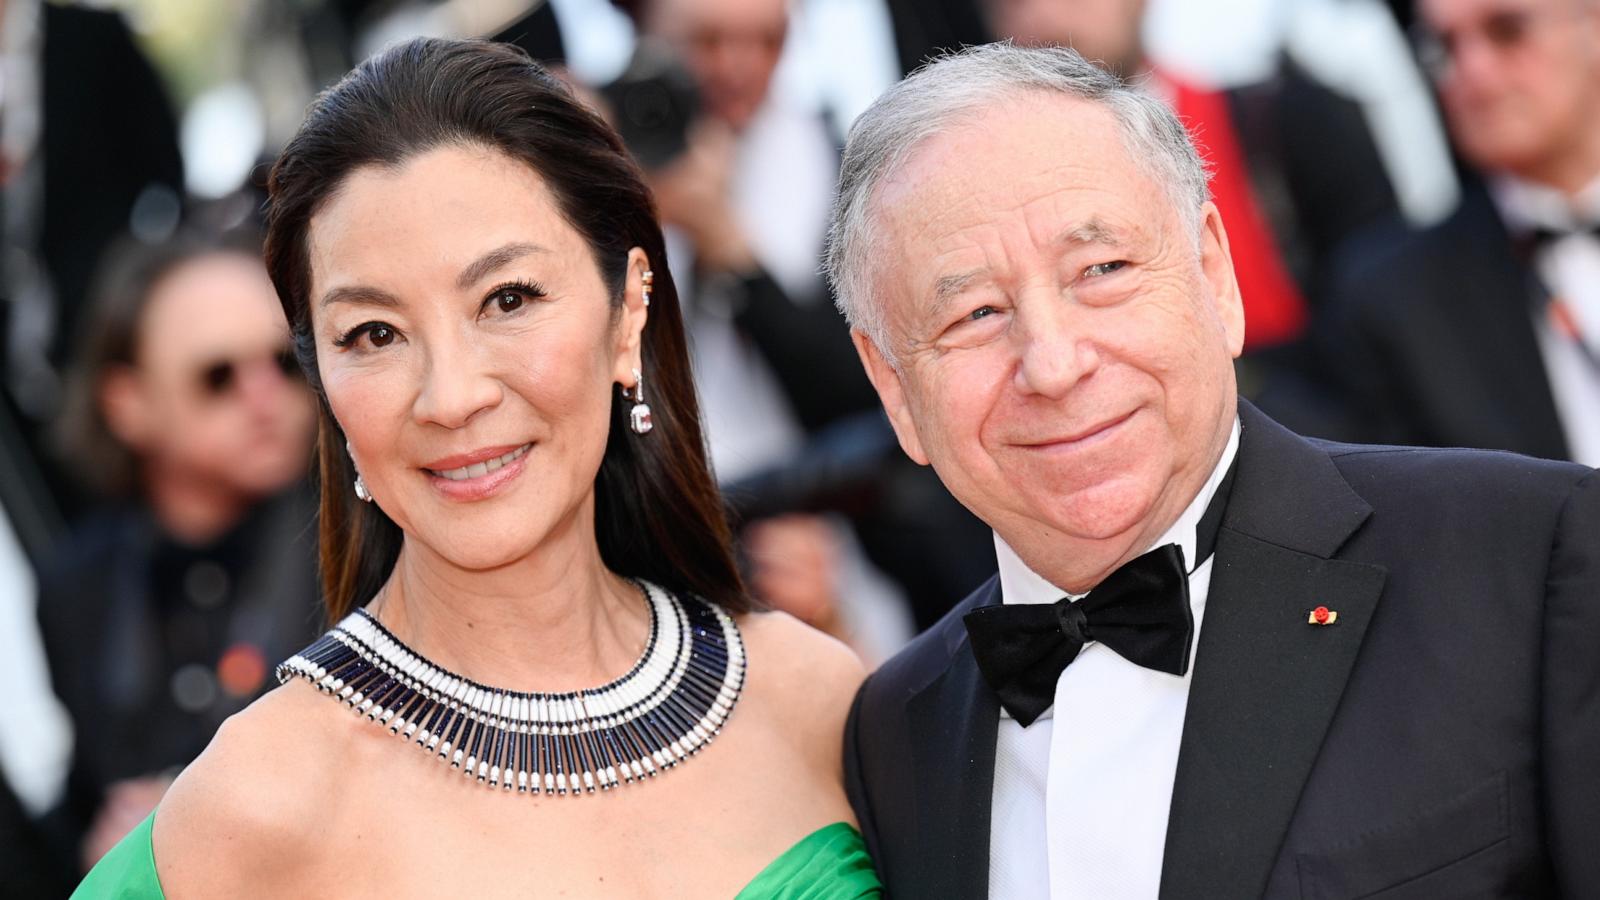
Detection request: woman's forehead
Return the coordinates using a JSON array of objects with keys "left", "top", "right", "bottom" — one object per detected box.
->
[{"left": 305, "top": 146, "right": 588, "bottom": 305}]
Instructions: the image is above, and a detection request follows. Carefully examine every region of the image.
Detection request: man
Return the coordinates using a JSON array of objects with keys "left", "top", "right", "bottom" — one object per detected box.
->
[
  {"left": 1324, "top": 0, "right": 1600, "bottom": 465},
  {"left": 829, "top": 44, "right": 1598, "bottom": 899},
  {"left": 37, "top": 233, "right": 318, "bottom": 871}
]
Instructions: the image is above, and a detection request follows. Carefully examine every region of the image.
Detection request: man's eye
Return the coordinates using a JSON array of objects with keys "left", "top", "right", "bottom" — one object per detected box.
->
[
  {"left": 968, "top": 306, "right": 997, "bottom": 322},
  {"left": 1084, "top": 260, "right": 1128, "bottom": 277}
]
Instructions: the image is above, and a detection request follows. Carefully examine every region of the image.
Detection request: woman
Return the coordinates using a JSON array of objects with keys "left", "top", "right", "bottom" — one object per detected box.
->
[{"left": 76, "top": 39, "right": 877, "bottom": 898}]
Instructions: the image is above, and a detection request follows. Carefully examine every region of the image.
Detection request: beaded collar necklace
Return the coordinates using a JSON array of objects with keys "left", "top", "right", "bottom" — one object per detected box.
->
[{"left": 274, "top": 581, "right": 746, "bottom": 796}]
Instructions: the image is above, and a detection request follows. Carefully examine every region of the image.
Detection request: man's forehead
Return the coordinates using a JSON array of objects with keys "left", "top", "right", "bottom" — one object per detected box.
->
[{"left": 1421, "top": 0, "right": 1555, "bottom": 25}]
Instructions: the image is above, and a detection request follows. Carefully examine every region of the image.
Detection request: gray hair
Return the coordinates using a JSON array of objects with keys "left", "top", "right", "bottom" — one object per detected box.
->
[{"left": 823, "top": 42, "right": 1211, "bottom": 361}]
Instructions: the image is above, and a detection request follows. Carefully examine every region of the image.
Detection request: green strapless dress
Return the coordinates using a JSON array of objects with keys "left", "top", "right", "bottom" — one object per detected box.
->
[{"left": 73, "top": 813, "right": 881, "bottom": 898}]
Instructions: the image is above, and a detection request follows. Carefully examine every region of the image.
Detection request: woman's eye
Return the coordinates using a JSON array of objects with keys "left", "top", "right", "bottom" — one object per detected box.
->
[
  {"left": 483, "top": 282, "right": 546, "bottom": 318},
  {"left": 334, "top": 322, "right": 399, "bottom": 350},
  {"left": 1084, "top": 260, "right": 1128, "bottom": 277},
  {"left": 493, "top": 290, "right": 524, "bottom": 314}
]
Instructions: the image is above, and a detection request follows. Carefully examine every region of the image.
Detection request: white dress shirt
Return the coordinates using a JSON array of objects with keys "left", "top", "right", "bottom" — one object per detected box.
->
[
  {"left": 989, "top": 419, "right": 1241, "bottom": 900},
  {"left": 1490, "top": 176, "right": 1600, "bottom": 467}
]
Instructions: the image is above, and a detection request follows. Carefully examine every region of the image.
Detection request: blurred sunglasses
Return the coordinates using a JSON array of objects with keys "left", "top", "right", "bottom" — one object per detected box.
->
[
  {"left": 1413, "top": 7, "right": 1563, "bottom": 77},
  {"left": 197, "top": 348, "right": 303, "bottom": 397}
]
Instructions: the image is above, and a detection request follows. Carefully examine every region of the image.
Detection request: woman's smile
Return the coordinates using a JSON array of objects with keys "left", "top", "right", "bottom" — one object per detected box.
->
[{"left": 421, "top": 441, "right": 533, "bottom": 501}]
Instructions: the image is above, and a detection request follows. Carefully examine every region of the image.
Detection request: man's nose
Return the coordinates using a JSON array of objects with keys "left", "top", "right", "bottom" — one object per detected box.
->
[
  {"left": 1012, "top": 288, "right": 1100, "bottom": 398},
  {"left": 411, "top": 339, "right": 503, "bottom": 429}
]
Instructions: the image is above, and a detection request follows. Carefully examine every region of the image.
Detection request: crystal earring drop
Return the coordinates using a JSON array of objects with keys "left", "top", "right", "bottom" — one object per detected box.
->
[
  {"left": 348, "top": 441, "right": 373, "bottom": 502},
  {"left": 641, "top": 269, "right": 654, "bottom": 308},
  {"left": 628, "top": 368, "right": 653, "bottom": 435}
]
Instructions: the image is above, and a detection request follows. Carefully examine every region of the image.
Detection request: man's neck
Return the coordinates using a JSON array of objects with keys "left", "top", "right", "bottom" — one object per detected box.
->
[
  {"left": 144, "top": 464, "right": 251, "bottom": 545},
  {"left": 1510, "top": 126, "right": 1600, "bottom": 201}
]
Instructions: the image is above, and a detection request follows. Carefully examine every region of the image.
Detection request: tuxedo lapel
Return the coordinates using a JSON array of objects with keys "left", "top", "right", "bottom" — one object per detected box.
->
[
  {"left": 1159, "top": 405, "right": 1388, "bottom": 900},
  {"left": 902, "top": 579, "right": 1003, "bottom": 899}
]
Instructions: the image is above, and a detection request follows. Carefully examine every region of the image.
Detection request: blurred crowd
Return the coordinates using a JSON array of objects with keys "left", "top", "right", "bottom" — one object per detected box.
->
[{"left": 2, "top": 0, "right": 1597, "bottom": 895}]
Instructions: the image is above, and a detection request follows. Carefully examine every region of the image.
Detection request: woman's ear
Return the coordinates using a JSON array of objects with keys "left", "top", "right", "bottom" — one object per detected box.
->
[{"left": 611, "top": 247, "right": 652, "bottom": 385}]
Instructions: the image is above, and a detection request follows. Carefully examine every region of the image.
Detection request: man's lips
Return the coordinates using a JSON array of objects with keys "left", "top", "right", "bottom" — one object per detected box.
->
[{"left": 1014, "top": 410, "right": 1137, "bottom": 449}]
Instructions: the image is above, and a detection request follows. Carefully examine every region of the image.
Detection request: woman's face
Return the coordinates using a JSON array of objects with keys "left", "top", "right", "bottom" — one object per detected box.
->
[{"left": 306, "top": 144, "right": 649, "bottom": 571}]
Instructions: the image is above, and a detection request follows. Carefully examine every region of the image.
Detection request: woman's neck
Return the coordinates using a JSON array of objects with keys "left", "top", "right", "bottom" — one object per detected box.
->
[{"left": 370, "top": 510, "right": 650, "bottom": 693}]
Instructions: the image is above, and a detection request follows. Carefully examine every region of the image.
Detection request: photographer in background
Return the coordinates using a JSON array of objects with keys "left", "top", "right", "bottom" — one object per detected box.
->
[{"left": 36, "top": 231, "right": 319, "bottom": 872}]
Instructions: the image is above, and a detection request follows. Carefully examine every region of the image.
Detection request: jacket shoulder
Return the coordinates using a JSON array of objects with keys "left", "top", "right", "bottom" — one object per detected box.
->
[
  {"left": 1317, "top": 440, "right": 1593, "bottom": 536},
  {"left": 856, "top": 575, "right": 997, "bottom": 715}
]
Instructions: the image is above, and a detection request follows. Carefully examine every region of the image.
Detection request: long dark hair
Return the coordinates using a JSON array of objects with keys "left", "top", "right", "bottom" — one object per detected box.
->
[{"left": 264, "top": 38, "right": 746, "bottom": 619}]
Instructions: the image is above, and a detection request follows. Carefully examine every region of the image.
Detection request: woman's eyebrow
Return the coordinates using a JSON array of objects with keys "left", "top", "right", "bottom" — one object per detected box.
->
[{"left": 455, "top": 241, "right": 549, "bottom": 289}]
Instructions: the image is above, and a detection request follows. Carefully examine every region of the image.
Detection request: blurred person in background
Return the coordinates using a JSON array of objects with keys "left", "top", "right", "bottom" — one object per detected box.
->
[
  {"left": 0, "top": 0, "right": 184, "bottom": 534},
  {"left": 625, "top": 0, "right": 992, "bottom": 642},
  {"left": 1323, "top": 0, "right": 1600, "bottom": 465},
  {"left": 37, "top": 230, "right": 318, "bottom": 873}
]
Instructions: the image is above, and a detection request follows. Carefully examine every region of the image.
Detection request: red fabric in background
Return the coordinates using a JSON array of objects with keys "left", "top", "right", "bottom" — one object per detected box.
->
[{"left": 1168, "top": 78, "right": 1309, "bottom": 350}]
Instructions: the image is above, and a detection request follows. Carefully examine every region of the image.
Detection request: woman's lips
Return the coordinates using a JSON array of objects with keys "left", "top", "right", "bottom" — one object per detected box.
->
[{"left": 421, "top": 442, "right": 532, "bottom": 500}]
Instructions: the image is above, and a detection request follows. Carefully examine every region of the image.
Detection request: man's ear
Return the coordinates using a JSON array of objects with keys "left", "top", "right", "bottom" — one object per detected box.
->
[
  {"left": 852, "top": 330, "right": 929, "bottom": 466},
  {"left": 1196, "top": 201, "right": 1246, "bottom": 359},
  {"left": 99, "top": 365, "right": 151, "bottom": 450}
]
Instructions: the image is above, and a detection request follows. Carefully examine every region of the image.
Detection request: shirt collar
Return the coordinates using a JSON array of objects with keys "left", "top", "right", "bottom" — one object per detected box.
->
[
  {"left": 995, "top": 417, "right": 1241, "bottom": 606},
  {"left": 1490, "top": 172, "right": 1600, "bottom": 234}
]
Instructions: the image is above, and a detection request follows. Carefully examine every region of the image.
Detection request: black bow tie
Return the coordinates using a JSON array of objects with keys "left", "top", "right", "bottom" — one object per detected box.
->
[
  {"left": 1514, "top": 224, "right": 1600, "bottom": 260},
  {"left": 964, "top": 544, "right": 1194, "bottom": 727}
]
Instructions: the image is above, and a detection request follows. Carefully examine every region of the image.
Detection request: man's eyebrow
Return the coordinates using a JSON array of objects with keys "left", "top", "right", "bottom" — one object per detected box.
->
[
  {"left": 1054, "top": 219, "right": 1124, "bottom": 248},
  {"left": 456, "top": 241, "right": 549, "bottom": 289},
  {"left": 318, "top": 285, "right": 402, "bottom": 310},
  {"left": 928, "top": 268, "right": 989, "bottom": 322}
]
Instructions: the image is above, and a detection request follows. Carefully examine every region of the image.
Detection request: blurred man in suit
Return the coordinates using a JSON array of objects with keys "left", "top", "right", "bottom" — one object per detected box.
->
[
  {"left": 1325, "top": 0, "right": 1600, "bottom": 465},
  {"left": 830, "top": 43, "right": 1598, "bottom": 898}
]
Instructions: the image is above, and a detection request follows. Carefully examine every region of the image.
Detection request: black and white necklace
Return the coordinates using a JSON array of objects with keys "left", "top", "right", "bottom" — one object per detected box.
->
[{"left": 274, "top": 581, "right": 745, "bottom": 796}]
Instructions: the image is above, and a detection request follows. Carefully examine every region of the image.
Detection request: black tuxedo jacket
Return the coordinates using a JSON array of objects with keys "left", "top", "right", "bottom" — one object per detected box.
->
[
  {"left": 844, "top": 402, "right": 1599, "bottom": 899},
  {"left": 1317, "top": 185, "right": 1570, "bottom": 461}
]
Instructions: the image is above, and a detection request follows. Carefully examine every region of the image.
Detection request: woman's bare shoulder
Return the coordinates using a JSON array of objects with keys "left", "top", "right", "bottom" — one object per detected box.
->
[
  {"left": 153, "top": 682, "right": 350, "bottom": 895},
  {"left": 735, "top": 610, "right": 866, "bottom": 765}
]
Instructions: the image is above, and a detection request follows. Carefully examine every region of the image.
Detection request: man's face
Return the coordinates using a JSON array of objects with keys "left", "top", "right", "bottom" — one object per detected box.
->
[
  {"left": 984, "top": 0, "right": 1149, "bottom": 77},
  {"left": 119, "top": 253, "right": 314, "bottom": 498},
  {"left": 1419, "top": 0, "right": 1600, "bottom": 180},
  {"left": 650, "top": 0, "right": 788, "bottom": 131},
  {"left": 855, "top": 95, "right": 1243, "bottom": 588}
]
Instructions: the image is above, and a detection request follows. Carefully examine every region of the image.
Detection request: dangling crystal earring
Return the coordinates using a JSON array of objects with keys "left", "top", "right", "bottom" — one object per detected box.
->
[
  {"left": 627, "top": 368, "right": 653, "bottom": 435},
  {"left": 347, "top": 442, "right": 373, "bottom": 503},
  {"left": 641, "top": 269, "right": 653, "bottom": 308}
]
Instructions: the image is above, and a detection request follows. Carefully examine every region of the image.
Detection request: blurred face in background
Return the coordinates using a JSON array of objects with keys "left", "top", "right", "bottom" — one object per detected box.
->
[
  {"left": 854, "top": 95, "right": 1243, "bottom": 590},
  {"left": 984, "top": 0, "right": 1149, "bottom": 77},
  {"left": 103, "top": 252, "right": 315, "bottom": 501},
  {"left": 649, "top": 0, "right": 788, "bottom": 131},
  {"left": 1419, "top": 0, "right": 1600, "bottom": 184}
]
